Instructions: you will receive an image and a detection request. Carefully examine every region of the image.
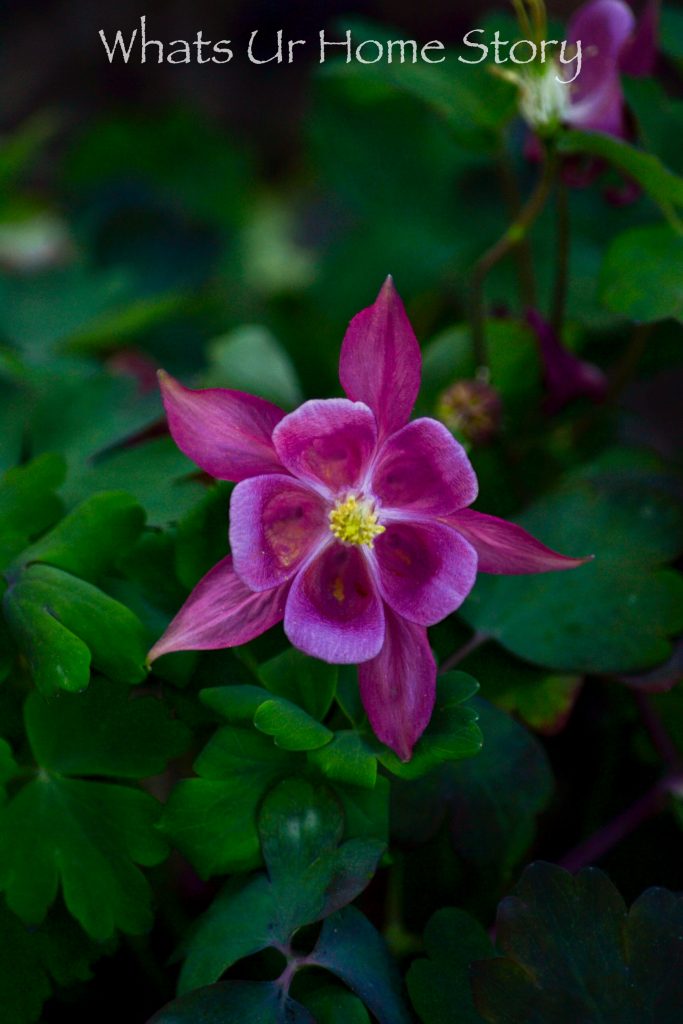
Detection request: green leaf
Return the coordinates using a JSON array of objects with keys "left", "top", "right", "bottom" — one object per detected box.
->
[
  {"left": 311, "top": 906, "right": 412, "bottom": 1024},
  {"left": 308, "top": 731, "right": 378, "bottom": 789},
  {"left": 4, "top": 563, "right": 149, "bottom": 695},
  {"left": 0, "top": 899, "right": 106, "bottom": 1024},
  {"left": 201, "top": 685, "right": 333, "bottom": 752},
  {"left": 375, "top": 673, "right": 482, "bottom": 780},
  {"left": 205, "top": 326, "right": 303, "bottom": 408},
  {"left": 160, "top": 725, "right": 292, "bottom": 876},
  {"left": 150, "top": 981, "right": 314, "bottom": 1024},
  {"left": 462, "top": 453, "right": 683, "bottom": 673},
  {"left": 0, "top": 454, "right": 65, "bottom": 563},
  {"left": 393, "top": 699, "right": 553, "bottom": 877},
  {"left": 15, "top": 491, "right": 145, "bottom": 581},
  {"left": 558, "top": 130, "right": 683, "bottom": 216},
  {"left": 601, "top": 225, "right": 683, "bottom": 323},
  {"left": 303, "top": 985, "right": 371, "bottom": 1024},
  {"left": 471, "top": 863, "right": 683, "bottom": 1022},
  {"left": 0, "top": 776, "right": 166, "bottom": 939},
  {"left": 661, "top": 8, "right": 683, "bottom": 61},
  {"left": 319, "top": 30, "right": 517, "bottom": 153},
  {"left": 24, "top": 678, "right": 189, "bottom": 778},
  {"left": 0, "top": 739, "right": 19, "bottom": 801},
  {"left": 258, "top": 646, "right": 338, "bottom": 721},
  {"left": 178, "top": 779, "right": 384, "bottom": 993},
  {"left": 407, "top": 908, "right": 495, "bottom": 1024}
]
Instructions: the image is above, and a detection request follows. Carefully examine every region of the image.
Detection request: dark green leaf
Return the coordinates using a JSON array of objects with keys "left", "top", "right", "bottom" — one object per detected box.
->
[
  {"left": 258, "top": 647, "right": 338, "bottom": 721},
  {"left": 150, "top": 981, "right": 314, "bottom": 1024},
  {"left": 4, "top": 563, "right": 149, "bottom": 695},
  {"left": 601, "top": 225, "right": 683, "bottom": 323},
  {"left": 0, "top": 776, "right": 166, "bottom": 939},
  {"left": 302, "top": 985, "right": 371, "bottom": 1024},
  {"left": 462, "top": 453, "right": 683, "bottom": 673},
  {"left": 407, "top": 908, "right": 495, "bottom": 1024},
  {"left": 25, "top": 678, "right": 188, "bottom": 778},
  {"left": 471, "top": 863, "right": 683, "bottom": 1023},
  {"left": 201, "top": 685, "right": 333, "bottom": 752},
  {"left": 308, "top": 732, "right": 378, "bottom": 789},
  {"left": 311, "top": 906, "right": 412, "bottom": 1024},
  {"left": 204, "top": 326, "right": 303, "bottom": 408}
]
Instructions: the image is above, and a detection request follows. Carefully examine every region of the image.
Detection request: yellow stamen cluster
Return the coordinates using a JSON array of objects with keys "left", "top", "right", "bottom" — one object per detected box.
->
[{"left": 329, "top": 495, "right": 385, "bottom": 547}]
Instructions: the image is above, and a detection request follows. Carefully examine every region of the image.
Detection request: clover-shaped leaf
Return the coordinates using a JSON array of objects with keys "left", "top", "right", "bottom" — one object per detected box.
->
[
  {"left": 0, "top": 680, "right": 185, "bottom": 939},
  {"left": 177, "top": 779, "right": 384, "bottom": 994}
]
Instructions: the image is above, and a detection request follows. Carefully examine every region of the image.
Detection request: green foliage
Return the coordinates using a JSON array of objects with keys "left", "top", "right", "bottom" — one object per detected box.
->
[
  {"left": 471, "top": 863, "right": 683, "bottom": 1022},
  {"left": 407, "top": 908, "right": 496, "bottom": 1024},
  {"left": 0, "top": 680, "right": 186, "bottom": 939},
  {"left": 462, "top": 453, "right": 683, "bottom": 673},
  {"left": 601, "top": 225, "right": 683, "bottom": 322}
]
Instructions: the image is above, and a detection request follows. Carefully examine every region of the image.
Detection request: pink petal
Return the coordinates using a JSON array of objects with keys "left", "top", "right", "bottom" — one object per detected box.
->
[
  {"left": 445, "top": 509, "right": 593, "bottom": 574},
  {"left": 566, "top": 0, "right": 636, "bottom": 137},
  {"left": 148, "top": 556, "right": 287, "bottom": 661},
  {"left": 229, "top": 474, "right": 328, "bottom": 591},
  {"left": 158, "top": 371, "right": 285, "bottom": 482},
  {"left": 526, "top": 310, "right": 608, "bottom": 414},
  {"left": 358, "top": 608, "right": 436, "bottom": 761},
  {"left": 284, "top": 544, "right": 385, "bottom": 664},
  {"left": 339, "top": 277, "right": 421, "bottom": 440},
  {"left": 272, "top": 398, "right": 377, "bottom": 494},
  {"left": 371, "top": 418, "right": 478, "bottom": 516},
  {"left": 374, "top": 520, "right": 478, "bottom": 626},
  {"left": 619, "top": 0, "right": 658, "bottom": 77}
]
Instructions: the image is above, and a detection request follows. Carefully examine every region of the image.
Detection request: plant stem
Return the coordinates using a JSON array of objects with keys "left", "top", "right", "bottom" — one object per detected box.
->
[
  {"left": 497, "top": 147, "right": 537, "bottom": 308},
  {"left": 439, "top": 632, "right": 490, "bottom": 674},
  {"left": 635, "top": 691, "right": 683, "bottom": 772},
  {"left": 551, "top": 179, "right": 570, "bottom": 337},
  {"left": 471, "top": 146, "right": 556, "bottom": 368},
  {"left": 558, "top": 773, "right": 683, "bottom": 874},
  {"left": 608, "top": 322, "right": 653, "bottom": 402}
]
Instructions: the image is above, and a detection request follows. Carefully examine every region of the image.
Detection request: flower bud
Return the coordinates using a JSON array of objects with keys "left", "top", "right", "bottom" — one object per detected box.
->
[{"left": 436, "top": 378, "right": 502, "bottom": 445}]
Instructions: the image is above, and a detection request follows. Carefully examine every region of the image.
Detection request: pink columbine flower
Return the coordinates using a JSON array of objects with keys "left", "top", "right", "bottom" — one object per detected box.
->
[
  {"left": 565, "top": 0, "right": 658, "bottom": 138},
  {"left": 526, "top": 310, "right": 609, "bottom": 414},
  {"left": 149, "top": 279, "right": 588, "bottom": 760}
]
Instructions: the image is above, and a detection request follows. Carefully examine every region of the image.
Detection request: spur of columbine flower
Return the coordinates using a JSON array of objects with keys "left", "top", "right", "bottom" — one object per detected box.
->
[
  {"left": 526, "top": 309, "right": 608, "bottom": 414},
  {"left": 148, "top": 278, "right": 589, "bottom": 760}
]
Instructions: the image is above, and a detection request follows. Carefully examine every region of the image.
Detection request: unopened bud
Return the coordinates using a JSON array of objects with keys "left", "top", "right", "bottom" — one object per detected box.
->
[{"left": 436, "top": 379, "right": 502, "bottom": 445}]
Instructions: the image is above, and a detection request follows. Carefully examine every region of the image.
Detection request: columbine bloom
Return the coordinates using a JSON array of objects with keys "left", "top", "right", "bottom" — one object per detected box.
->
[
  {"left": 521, "top": 0, "right": 658, "bottom": 138},
  {"left": 149, "top": 279, "right": 588, "bottom": 760},
  {"left": 526, "top": 310, "right": 608, "bottom": 414}
]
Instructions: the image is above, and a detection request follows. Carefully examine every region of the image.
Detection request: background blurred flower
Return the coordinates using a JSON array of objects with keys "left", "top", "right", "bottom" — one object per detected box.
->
[{"left": 526, "top": 308, "right": 609, "bottom": 414}]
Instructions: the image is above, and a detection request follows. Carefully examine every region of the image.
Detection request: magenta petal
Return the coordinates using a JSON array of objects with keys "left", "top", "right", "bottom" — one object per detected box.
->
[
  {"left": 230, "top": 474, "right": 327, "bottom": 591},
  {"left": 284, "top": 544, "right": 385, "bottom": 664},
  {"left": 619, "top": 0, "right": 658, "bottom": 76},
  {"left": 339, "top": 277, "right": 421, "bottom": 440},
  {"left": 372, "top": 418, "right": 478, "bottom": 515},
  {"left": 445, "top": 509, "right": 593, "bottom": 574},
  {"left": 526, "top": 310, "right": 608, "bottom": 414},
  {"left": 272, "top": 398, "right": 377, "bottom": 493},
  {"left": 148, "top": 556, "right": 287, "bottom": 660},
  {"left": 374, "top": 520, "right": 478, "bottom": 626},
  {"left": 358, "top": 608, "right": 436, "bottom": 761},
  {"left": 566, "top": 0, "right": 635, "bottom": 136},
  {"left": 158, "top": 371, "right": 285, "bottom": 482}
]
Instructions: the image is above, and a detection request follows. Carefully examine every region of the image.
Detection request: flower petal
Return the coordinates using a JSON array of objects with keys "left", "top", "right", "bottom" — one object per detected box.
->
[
  {"left": 445, "top": 509, "right": 593, "bottom": 574},
  {"left": 284, "top": 544, "right": 384, "bottom": 664},
  {"left": 159, "top": 370, "right": 285, "bottom": 482},
  {"left": 566, "top": 0, "right": 635, "bottom": 136},
  {"left": 371, "top": 418, "right": 478, "bottom": 515},
  {"left": 148, "top": 556, "right": 287, "bottom": 660},
  {"left": 230, "top": 474, "right": 327, "bottom": 591},
  {"left": 619, "top": 0, "right": 658, "bottom": 77},
  {"left": 526, "top": 310, "right": 608, "bottom": 414},
  {"left": 339, "top": 277, "right": 421, "bottom": 440},
  {"left": 358, "top": 607, "right": 436, "bottom": 762},
  {"left": 374, "top": 520, "right": 478, "bottom": 626},
  {"left": 272, "top": 398, "right": 377, "bottom": 493}
]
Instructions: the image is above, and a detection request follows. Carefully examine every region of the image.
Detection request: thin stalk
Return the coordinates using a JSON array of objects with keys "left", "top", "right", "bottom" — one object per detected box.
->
[
  {"left": 498, "top": 146, "right": 537, "bottom": 308},
  {"left": 551, "top": 179, "right": 570, "bottom": 337},
  {"left": 439, "top": 632, "right": 490, "bottom": 675},
  {"left": 635, "top": 691, "right": 683, "bottom": 773},
  {"left": 471, "top": 146, "right": 556, "bottom": 367},
  {"left": 558, "top": 773, "right": 683, "bottom": 874}
]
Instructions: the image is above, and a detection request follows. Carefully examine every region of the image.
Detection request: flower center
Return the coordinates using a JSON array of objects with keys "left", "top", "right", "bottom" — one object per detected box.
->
[{"left": 329, "top": 495, "right": 385, "bottom": 547}]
